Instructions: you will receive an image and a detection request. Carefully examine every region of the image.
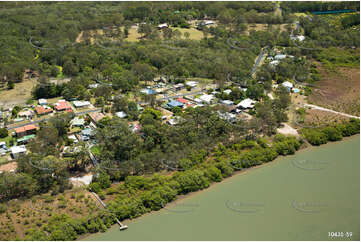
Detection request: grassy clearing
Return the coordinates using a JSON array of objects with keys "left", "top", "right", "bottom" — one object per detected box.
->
[
  {"left": 120, "top": 26, "right": 142, "bottom": 42},
  {"left": 170, "top": 27, "right": 204, "bottom": 40},
  {"left": 0, "top": 78, "right": 37, "bottom": 108},
  {"left": 245, "top": 23, "right": 294, "bottom": 34},
  {"left": 0, "top": 136, "right": 16, "bottom": 147}
]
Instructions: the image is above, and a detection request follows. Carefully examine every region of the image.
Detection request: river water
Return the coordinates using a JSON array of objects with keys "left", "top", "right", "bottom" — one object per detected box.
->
[{"left": 86, "top": 136, "right": 360, "bottom": 241}]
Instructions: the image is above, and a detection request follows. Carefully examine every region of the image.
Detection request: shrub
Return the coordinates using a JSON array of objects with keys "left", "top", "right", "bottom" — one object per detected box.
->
[
  {"left": 204, "top": 166, "right": 223, "bottom": 182},
  {"left": 0, "top": 128, "right": 8, "bottom": 138},
  {"left": 174, "top": 170, "right": 210, "bottom": 194}
]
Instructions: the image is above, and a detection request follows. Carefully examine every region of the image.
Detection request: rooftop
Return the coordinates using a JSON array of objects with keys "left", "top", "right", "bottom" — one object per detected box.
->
[{"left": 15, "top": 124, "right": 37, "bottom": 134}]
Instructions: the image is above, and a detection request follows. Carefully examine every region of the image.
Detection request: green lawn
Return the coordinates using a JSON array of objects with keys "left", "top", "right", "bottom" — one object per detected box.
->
[
  {"left": 0, "top": 135, "right": 16, "bottom": 147},
  {"left": 90, "top": 145, "right": 100, "bottom": 156}
]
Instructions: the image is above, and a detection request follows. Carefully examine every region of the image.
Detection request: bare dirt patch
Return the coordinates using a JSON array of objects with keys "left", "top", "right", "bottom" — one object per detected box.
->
[
  {"left": 0, "top": 162, "right": 17, "bottom": 172},
  {"left": 308, "top": 65, "right": 360, "bottom": 116}
]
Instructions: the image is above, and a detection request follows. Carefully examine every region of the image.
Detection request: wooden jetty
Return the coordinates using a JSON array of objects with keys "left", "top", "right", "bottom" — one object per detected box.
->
[{"left": 91, "top": 192, "right": 128, "bottom": 230}]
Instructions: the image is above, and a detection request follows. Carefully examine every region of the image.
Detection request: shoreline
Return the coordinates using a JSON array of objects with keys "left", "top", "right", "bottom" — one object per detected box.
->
[{"left": 81, "top": 134, "right": 360, "bottom": 240}]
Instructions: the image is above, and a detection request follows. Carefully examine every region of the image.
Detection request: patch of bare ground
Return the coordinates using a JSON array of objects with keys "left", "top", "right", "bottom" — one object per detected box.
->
[
  {"left": 0, "top": 187, "right": 101, "bottom": 240},
  {"left": 293, "top": 109, "right": 350, "bottom": 129},
  {"left": 305, "top": 109, "right": 349, "bottom": 124},
  {"left": 0, "top": 161, "right": 17, "bottom": 172},
  {"left": 308, "top": 64, "right": 360, "bottom": 116}
]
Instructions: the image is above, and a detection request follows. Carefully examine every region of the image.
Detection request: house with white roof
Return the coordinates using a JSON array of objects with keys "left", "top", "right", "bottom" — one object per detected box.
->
[
  {"left": 221, "top": 100, "right": 234, "bottom": 106},
  {"left": 73, "top": 101, "right": 91, "bottom": 108},
  {"left": 270, "top": 60, "right": 280, "bottom": 66},
  {"left": 199, "top": 94, "right": 215, "bottom": 104},
  {"left": 70, "top": 117, "right": 85, "bottom": 127},
  {"left": 157, "top": 23, "right": 168, "bottom": 29},
  {"left": 38, "top": 98, "right": 47, "bottom": 105},
  {"left": 223, "top": 89, "right": 232, "bottom": 95},
  {"left": 282, "top": 81, "right": 293, "bottom": 91},
  {"left": 275, "top": 54, "right": 287, "bottom": 60},
  {"left": 185, "top": 81, "right": 198, "bottom": 88},
  {"left": 290, "top": 35, "right": 305, "bottom": 42},
  {"left": 10, "top": 145, "right": 27, "bottom": 159},
  {"left": 115, "top": 111, "right": 127, "bottom": 118},
  {"left": 237, "top": 98, "right": 257, "bottom": 109}
]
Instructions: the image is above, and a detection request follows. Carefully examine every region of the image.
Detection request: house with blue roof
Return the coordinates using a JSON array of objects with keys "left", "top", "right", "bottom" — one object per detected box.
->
[
  {"left": 165, "top": 99, "right": 184, "bottom": 109},
  {"left": 141, "top": 88, "right": 156, "bottom": 95}
]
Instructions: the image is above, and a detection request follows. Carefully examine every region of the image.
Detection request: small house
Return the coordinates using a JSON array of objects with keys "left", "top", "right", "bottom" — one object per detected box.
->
[
  {"left": 68, "top": 134, "right": 78, "bottom": 144},
  {"left": 221, "top": 100, "right": 234, "bottom": 106},
  {"left": 270, "top": 60, "right": 280, "bottom": 66},
  {"left": 115, "top": 111, "right": 127, "bottom": 119},
  {"left": 223, "top": 89, "right": 232, "bottom": 95},
  {"left": 157, "top": 23, "right": 168, "bottom": 29},
  {"left": 18, "top": 110, "right": 35, "bottom": 120},
  {"left": 55, "top": 100, "right": 72, "bottom": 112},
  {"left": 237, "top": 98, "right": 256, "bottom": 109},
  {"left": 10, "top": 145, "right": 27, "bottom": 159},
  {"left": 185, "top": 81, "right": 198, "bottom": 88},
  {"left": 140, "top": 88, "right": 156, "bottom": 95},
  {"left": 274, "top": 54, "right": 287, "bottom": 60},
  {"left": 199, "top": 94, "right": 215, "bottom": 104},
  {"left": 63, "top": 146, "right": 82, "bottom": 157},
  {"left": 73, "top": 100, "right": 91, "bottom": 109},
  {"left": 290, "top": 35, "right": 305, "bottom": 42},
  {"left": 174, "top": 83, "right": 185, "bottom": 91},
  {"left": 17, "top": 134, "right": 35, "bottom": 145},
  {"left": 282, "top": 81, "right": 293, "bottom": 91},
  {"left": 15, "top": 124, "right": 37, "bottom": 137},
  {"left": 166, "top": 99, "right": 184, "bottom": 109},
  {"left": 176, "top": 98, "right": 189, "bottom": 105},
  {"left": 88, "top": 112, "right": 105, "bottom": 124},
  {"left": 71, "top": 117, "right": 85, "bottom": 127},
  {"left": 35, "top": 105, "right": 53, "bottom": 115},
  {"left": 81, "top": 127, "right": 94, "bottom": 141},
  {"left": 38, "top": 99, "right": 47, "bottom": 105}
]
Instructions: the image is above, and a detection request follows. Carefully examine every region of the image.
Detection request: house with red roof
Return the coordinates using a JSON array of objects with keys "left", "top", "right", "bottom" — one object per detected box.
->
[
  {"left": 55, "top": 100, "right": 72, "bottom": 112},
  {"left": 176, "top": 98, "right": 189, "bottom": 105},
  {"left": 15, "top": 124, "right": 37, "bottom": 137},
  {"left": 35, "top": 106, "right": 53, "bottom": 115}
]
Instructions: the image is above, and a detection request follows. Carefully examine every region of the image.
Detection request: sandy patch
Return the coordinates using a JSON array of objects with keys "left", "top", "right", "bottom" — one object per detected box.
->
[{"left": 277, "top": 122, "right": 299, "bottom": 136}]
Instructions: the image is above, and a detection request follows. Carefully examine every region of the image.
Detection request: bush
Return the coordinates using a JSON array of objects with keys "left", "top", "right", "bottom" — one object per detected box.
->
[
  {"left": 0, "top": 204, "right": 6, "bottom": 214},
  {"left": 174, "top": 170, "right": 210, "bottom": 194},
  {"left": 0, "top": 128, "right": 8, "bottom": 138},
  {"left": 302, "top": 128, "right": 328, "bottom": 146},
  {"left": 302, "top": 119, "right": 360, "bottom": 145},
  {"left": 204, "top": 166, "right": 222, "bottom": 182},
  {"left": 214, "top": 161, "right": 234, "bottom": 177},
  {"left": 322, "top": 126, "right": 342, "bottom": 141}
]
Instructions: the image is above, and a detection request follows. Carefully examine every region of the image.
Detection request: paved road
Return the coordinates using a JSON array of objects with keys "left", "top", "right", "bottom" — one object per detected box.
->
[
  {"left": 251, "top": 48, "right": 266, "bottom": 76},
  {"left": 303, "top": 104, "right": 360, "bottom": 119},
  {"left": 7, "top": 108, "right": 102, "bottom": 130}
]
